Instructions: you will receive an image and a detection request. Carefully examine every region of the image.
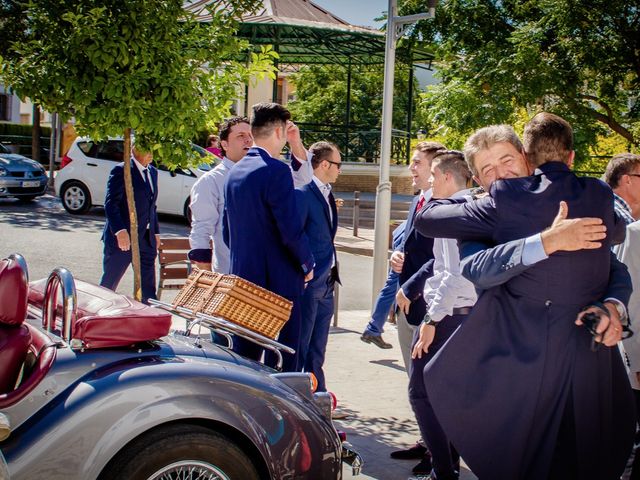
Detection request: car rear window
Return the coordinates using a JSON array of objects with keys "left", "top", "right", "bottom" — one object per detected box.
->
[{"left": 77, "top": 140, "right": 124, "bottom": 161}]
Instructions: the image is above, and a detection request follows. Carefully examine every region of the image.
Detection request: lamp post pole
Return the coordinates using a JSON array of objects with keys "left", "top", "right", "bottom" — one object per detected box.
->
[{"left": 371, "top": 0, "right": 436, "bottom": 303}]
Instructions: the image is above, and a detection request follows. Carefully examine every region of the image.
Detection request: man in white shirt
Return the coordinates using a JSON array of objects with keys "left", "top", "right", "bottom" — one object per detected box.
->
[
  {"left": 410, "top": 150, "right": 476, "bottom": 480},
  {"left": 188, "top": 116, "right": 312, "bottom": 272}
]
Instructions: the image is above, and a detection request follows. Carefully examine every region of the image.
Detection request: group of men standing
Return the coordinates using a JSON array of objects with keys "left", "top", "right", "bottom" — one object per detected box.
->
[{"left": 97, "top": 103, "right": 639, "bottom": 478}]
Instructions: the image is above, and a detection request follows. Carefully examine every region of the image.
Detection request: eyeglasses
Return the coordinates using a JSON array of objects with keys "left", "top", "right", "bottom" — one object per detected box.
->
[{"left": 325, "top": 160, "right": 342, "bottom": 169}]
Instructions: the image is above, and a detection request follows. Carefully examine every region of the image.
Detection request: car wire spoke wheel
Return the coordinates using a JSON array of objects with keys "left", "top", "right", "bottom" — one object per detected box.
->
[{"left": 148, "top": 460, "right": 230, "bottom": 480}]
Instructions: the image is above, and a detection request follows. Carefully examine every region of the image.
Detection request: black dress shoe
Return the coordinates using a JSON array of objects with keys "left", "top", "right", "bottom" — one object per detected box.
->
[
  {"left": 390, "top": 442, "right": 428, "bottom": 459},
  {"left": 412, "top": 455, "right": 433, "bottom": 475},
  {"left": 360, "top": 332, "right": 393, "bottom": 349}
]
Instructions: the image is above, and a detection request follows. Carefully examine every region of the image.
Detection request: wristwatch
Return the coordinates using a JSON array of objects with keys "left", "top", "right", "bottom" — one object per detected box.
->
[
  {"left": 422, "top": 314, "right": 437, "bottom": 327},
  {"left": 605, "top": 298, "right": 629, "bottom": 327}
]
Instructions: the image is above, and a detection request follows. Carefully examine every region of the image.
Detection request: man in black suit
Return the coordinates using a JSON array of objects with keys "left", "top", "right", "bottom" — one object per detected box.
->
[
  {"left": 415, "top": 113, "right": 635, "bottom": 479},
  {"left": 100, "top": 145, "right": 159, "bottom": 304}
]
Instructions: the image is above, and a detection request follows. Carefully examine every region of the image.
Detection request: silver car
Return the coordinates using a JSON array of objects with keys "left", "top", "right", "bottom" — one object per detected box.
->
[
  {"left": 0, "top": 254, "right": 362, "bottom": 480},
  {"left": 0, "top": 143, "right": 48, "bottom": 201}
]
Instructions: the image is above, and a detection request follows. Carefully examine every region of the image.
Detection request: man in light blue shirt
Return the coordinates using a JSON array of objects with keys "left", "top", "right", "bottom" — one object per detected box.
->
[{"left": 188, "top": 116, "right": 313, "bottom": 272}]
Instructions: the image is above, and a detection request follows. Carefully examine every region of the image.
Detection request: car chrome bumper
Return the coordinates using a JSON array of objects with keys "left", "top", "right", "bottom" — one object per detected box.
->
[
  {"left": 0, "top": 448, "right": 9, "bottom": 480},
  {"left": 0, "top": 177, "right": 47, "bottom": 197},
  {"left": 342, "top": 441, "right": 363, "bottom": 476}
]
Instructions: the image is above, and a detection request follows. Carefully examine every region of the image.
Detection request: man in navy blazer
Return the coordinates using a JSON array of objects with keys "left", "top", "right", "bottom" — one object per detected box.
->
[
  {"left": 223, "top": 103, "right": 314, "bottom": 372},
  {"left": 415, "top": 114, "right": 635, "bottom": 479},
  {"left": 296, "top": 141, "right": 341, "bottom": 392},
  {"left": 100, "top": 145, "right": 160, "bottom": 304}
]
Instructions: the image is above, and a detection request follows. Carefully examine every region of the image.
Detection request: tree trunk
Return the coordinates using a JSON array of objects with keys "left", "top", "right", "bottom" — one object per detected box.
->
[
  {"left": 32, "top": 104, "right": 40, "bottom": 162},
  {"left": 122, "top": 129, "right": 143, "bottom": 301}
]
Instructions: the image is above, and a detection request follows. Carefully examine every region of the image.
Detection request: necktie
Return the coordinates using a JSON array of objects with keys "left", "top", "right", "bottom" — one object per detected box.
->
[
  {"left": 415, "top": 194, "right": 425, "bottom": 213},
  {"left": 143, "top": 168, "right": 153, "bottom": 193}
]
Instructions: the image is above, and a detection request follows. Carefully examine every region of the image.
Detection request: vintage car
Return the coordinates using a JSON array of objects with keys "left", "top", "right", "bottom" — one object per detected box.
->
[{"left": 0, "top": 254, "right": 362, "bottom": 480}]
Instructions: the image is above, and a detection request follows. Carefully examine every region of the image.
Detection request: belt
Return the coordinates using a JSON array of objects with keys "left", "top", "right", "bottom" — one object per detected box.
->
[{"left": 452, "top": 306, "right": 472, "bottom": 316}]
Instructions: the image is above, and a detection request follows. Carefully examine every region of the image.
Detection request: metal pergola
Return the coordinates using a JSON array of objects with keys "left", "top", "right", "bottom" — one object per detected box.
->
[{"left": 186, "top": 0, "right": 434, "bottom": 164}]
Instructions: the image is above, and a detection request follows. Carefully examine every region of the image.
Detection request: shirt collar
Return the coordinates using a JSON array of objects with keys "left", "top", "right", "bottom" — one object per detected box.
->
[
  {"left": 313, "top": 175, "right": 330, "bottom": 194},
  {"left": 131, "top": 155, "right": 149, "bottom": 176},
  {"left": 222, "top": 157, "right": 235, "bottom": 169}
]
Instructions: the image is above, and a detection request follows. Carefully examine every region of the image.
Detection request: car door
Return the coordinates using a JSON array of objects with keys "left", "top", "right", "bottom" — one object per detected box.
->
[
  {"left": 78, "top": 140, "right": 125, "bottom": 206},
  {"left": 154, "top": 163, "right": 196, "bottom": 217}
]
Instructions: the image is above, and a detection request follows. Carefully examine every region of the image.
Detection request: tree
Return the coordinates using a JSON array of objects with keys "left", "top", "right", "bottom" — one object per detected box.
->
[
  {"left": 405, "top": 0, "right": 639, "bottom": 165},
  {"left": 287, "top": 63, "right": 421, "bottom": 162},
  {"left": 0, "top": 0, "right": 275, "bottom": 300}
]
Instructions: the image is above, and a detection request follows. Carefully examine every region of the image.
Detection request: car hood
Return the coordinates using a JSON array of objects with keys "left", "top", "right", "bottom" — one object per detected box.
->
[{"left": 0, "top": 153, "right": 41, "bottom": 168}]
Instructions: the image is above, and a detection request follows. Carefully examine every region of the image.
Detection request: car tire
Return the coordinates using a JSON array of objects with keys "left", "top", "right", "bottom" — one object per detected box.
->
[
  {"left": 99, "top": 424, "right": 261, "bottom": 480},
  {"left": 60, "top": 181, "right": 92, "bottom": 214},
  {"left": 184, "top": 198, "right": 192, "bottom": 225}
]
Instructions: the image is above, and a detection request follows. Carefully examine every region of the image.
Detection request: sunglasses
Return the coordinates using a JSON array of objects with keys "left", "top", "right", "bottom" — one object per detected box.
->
[{"left": 325, "top": 159, "right": 342, "bottom": 169}]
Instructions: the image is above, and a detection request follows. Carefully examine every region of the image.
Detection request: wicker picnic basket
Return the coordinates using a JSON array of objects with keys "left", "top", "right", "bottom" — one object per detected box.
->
[{"left": 172, "top": 270, "right": 293, "bottom": 338}]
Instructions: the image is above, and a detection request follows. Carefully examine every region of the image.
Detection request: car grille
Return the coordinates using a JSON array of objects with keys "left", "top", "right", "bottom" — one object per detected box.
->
[
  {"left": 8, "top": 171, "right": 44, "bottom": 178},
  {"left": 7, "top": 186, "right": 47, "bottom": 194},
  {"left": 9, "top": 171, "right": 25, "bottom": 178}
]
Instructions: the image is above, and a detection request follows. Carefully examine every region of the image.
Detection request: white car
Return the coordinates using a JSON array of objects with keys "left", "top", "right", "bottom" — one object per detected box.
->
[{"left": 55, "top": 137, "right": 217, "bottom": 220}]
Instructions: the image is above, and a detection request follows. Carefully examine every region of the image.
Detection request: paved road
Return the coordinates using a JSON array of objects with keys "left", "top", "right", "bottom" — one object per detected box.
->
[{"left": 0, "top": 194, "right": 476, "bottom": 480}]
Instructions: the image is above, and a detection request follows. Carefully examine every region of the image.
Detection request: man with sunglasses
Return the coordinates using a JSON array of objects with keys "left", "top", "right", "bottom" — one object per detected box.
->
[{"left": 296, "top": 141, "right": 342, "bottom": 393}]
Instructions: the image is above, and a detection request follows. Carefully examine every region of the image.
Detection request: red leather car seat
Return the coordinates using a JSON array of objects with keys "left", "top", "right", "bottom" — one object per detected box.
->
[{"left": 0, "top": 258, "right": 32, "bottom": 394}]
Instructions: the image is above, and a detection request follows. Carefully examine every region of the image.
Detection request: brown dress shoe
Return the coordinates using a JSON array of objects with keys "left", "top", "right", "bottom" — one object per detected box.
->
[{"left": 360, "top": 332, "right": 393, "bottom": 349}]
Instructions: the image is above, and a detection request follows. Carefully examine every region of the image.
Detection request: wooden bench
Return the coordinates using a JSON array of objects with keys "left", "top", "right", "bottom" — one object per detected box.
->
[{"left": 157, "top": 237, "right": 192, "bottom": 300}]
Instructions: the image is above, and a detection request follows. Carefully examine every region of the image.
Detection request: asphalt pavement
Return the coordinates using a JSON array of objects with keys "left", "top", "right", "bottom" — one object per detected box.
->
[{"left": 0, "top": 193, "right": 476, "bottom": 480}]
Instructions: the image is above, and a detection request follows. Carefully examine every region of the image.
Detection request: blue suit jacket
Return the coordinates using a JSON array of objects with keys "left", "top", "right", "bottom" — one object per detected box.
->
[
  {"left": 295, "top": 181, "right": 338, "bottom": 282},
  {"left": 223, "top": 147, "right": 314, "bottom": 299},
  {"left": 102, "top": 160, "right": 159, "bottom": 254},
  {"left": 414, "top": 161, "right": 634, "bottom": 480},
  {"left": 398, "top": 193, "right": 435, "bottom": 325}
]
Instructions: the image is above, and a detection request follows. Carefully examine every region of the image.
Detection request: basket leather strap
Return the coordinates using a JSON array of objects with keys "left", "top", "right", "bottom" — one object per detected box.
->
[{"left": 194, "top": 272, "right": 223, "bottom": 313}]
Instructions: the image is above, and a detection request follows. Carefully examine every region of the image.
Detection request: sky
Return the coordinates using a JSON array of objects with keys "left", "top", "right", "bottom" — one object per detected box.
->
[{"left": 312, "top": 0, "right": 388, "bottom": 29}]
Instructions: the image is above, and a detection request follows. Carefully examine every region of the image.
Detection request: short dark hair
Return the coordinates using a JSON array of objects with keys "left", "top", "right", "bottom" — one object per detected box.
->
[
  {"left": 309, "top": 141, "right": 338, "bottom": 169},
  {"left": 250, "top": 102, "right": 291, "bottom": 139},
  {"left": 432, "top": 150, "right": 472, "bottom": 187},
  {"left": 523, "top": 112, "right": 573, "bottom": 168},
  {"left": 218, "top": 116, "right": 249, "bottom": 156},
  {"left": 603, "top": 153, "right": 640, "bottom": 189},
  {"left": 414, "top": 141, "right": 446, "bottom": 157}
]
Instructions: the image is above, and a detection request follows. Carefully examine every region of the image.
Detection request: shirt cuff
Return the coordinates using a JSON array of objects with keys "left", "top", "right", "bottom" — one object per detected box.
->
[
  {"left": 188, "top": 249, "right": 213, "bottom": 263},
  {"left": 302, "top": 260, "right": 315, "bottom": 275},
  {"left": 522, "top": 233, "right": 548, "bottom": 266},
  {"left": 428, "top": 310, "right": 446, "bottom": 323},
  {"left": 604, "top": 297, "right": 629, "bottom": 324},
  {"left": 290, "top": 151, "right": 312, "bottom": 171}
]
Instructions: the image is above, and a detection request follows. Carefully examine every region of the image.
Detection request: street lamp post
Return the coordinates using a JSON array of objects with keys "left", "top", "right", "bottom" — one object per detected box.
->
[{"left": 371, "top": 0, "right": 437, "bottom": 303}]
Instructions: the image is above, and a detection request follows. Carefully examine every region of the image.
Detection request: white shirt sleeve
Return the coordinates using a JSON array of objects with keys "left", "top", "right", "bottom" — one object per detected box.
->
[
  {"left": 291, "top": 151, "right": 314, "bottom": 187},
  {"left": 188, "top": 174, "right": 218, "bottom": 251}
]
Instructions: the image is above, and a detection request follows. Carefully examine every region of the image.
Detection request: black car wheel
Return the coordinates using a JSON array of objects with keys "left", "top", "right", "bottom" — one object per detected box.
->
[
  {"left": 61, "top": 181, "right": 92, "bottom": 214},
  {"left": 99, "top": 424, "right": 261, "bottom": 480},
  {"left": 184, "top": 197, "right": 192, "bottom": 225}
]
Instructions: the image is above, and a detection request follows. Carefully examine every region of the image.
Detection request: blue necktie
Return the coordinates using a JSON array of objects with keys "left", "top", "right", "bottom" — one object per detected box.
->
[{"left": 143, "top": 169, "right": 152, "bottom": 193}]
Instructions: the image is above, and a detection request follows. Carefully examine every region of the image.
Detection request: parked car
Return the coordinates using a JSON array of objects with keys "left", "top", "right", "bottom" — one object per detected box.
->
[
  {"left": 0, "top": 254, "right": 362, "bottom": 480},
  {"left": 0, "top": 143, "right": 48, "bottom": 201},
  {"left": 55, "top": 138, "right": 217, "bottom": 220}
]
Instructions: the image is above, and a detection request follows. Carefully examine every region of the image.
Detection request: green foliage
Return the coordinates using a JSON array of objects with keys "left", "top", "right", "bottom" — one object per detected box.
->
[
  {"left": 406, "top": 0, "right": 640, "bottom": 169},
  {"left": 287, "top": 64, "right": 418, "bottom": 130},
  {"left": 0, "top": 0, "right": 277, "bottom": 168}
]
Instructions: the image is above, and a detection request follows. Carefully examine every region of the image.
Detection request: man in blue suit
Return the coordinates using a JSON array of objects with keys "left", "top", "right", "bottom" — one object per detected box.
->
[
  {"left": 100, "top": 145, "right": 159, "bottom": 304},
  {"left": 223, "top": 103, "right": 314, "bottom": 372},
  {"left": 415, "top": 114, "right": 635, "bottom": 479},
  {"left": 296, "top": 141, "right": 341, "bottom": 392}
]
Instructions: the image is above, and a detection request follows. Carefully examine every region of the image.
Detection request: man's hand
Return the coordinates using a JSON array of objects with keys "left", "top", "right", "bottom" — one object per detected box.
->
[
  {"left": 286, "top": 121, "right": 307, "bottom": 160},
  {"left": 541, "top": 201, "right": 606, "bottom": 255},
  {"left": 155, "top": 234, "right": 161, "bottom": 251},
  {"left": 396, "top": 288, "right": 411, "bottom": 315},
  {"left": 116, "top": 230, "right": 131, "bottom": 251},
  {"left": 412, "top": 322, "right": 436, "bottom": 359},
  {"left": 304, "top": 269, "right": 314, "bottom": 283},
  {"left": 575, "top": 302, "right": 622, "bottom": 346},
  {"left": 192, "top": 261, "right": 212, "bottom": 271},
  {"left": 335, "top": 197, "right": 344, "bottom": 210},
  {"left": 390, "top": 250, "right": 405, "bottom": 273}
]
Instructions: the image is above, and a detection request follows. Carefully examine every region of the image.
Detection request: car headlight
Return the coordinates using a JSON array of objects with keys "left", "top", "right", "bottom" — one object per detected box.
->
[{"left": 0, "top": 167, "right": 7, "bottom": 177}]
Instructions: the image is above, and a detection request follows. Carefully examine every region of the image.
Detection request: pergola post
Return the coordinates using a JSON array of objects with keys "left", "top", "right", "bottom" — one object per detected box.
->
[
  {"left": 345, "top": 58, "right": 352, "bottom": 161},
  {"left": 406, "top": 55, "right": 414, "bottom": 164},
  {"left": 371, "top": 0, "right": 436, "bottom": 304}
]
